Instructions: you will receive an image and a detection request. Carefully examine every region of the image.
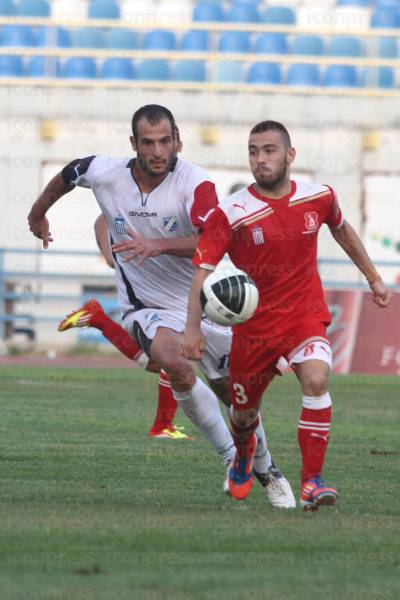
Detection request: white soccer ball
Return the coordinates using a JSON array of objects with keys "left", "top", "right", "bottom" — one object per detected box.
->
[{"left": 200, "top": 267, "right": 259, "bottom": 326}]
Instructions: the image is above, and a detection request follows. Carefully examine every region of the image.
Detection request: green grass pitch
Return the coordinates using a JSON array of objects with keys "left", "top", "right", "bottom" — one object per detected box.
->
[{"left": 0, "top": 365, "right": 399, "bottom": 600}]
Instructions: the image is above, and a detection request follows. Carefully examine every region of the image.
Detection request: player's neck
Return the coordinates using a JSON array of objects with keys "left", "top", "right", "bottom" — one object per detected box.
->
[
  {"left": 253, "top": 179, "right": 292, "bottom": 200},
  {"left": 132, "top": 162, "right": 168, "bottom": 193}
]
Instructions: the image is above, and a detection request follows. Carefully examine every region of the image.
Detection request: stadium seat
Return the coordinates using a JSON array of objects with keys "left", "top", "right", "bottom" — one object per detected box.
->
[
  {"left": 378, "top": 37, "right": 397, "bottom": 58},
  {"left": 63, "top": 57, "right": 97, "bottom": 79},
  {"left": 262, "top": 6, "right": 296, "bottom": 24},
  {"left": 106, "top": 29, "right": 139, "bottom": 50},
  {"left": 0, "top": 0, "right": 15, "bottom": 15},
  {"left": 219, "top": 32, "right": 251, "bottom": 53},
  {"left": 193, "top": 1, "right": 225, "bottom": 22},
  {"left": 371, "top": 6, "right": 399, "bottom": 28},
  {"left": 181, "top": 30, "right": 209, "bottom": 52},
  {"left": 143, "top": 30, "right": 176, "bottom": 51},
  {"left": 248, "top": 62, "right": 281, "bottom": 84},
  {"left": 27, "top": 56, "right": 60, "bottom": 77},
  {"left": 287, "top": 63, "right": 320, "bottom": 86},
  {"left": 0, "top": 54, "right": 23, "bottom": 76},
  {"left": 17, "top": 0, "right": 50, "bottom": 16},
  {"left": 329, "top": 36, "right": 363, "bottom": 57},
  {"left": 324, "top": 65, "right": 359, "bottom": 87},
  {"left": 227, "top": 2, "right": 260, "bottom": 23},
  {"left": 377, "top": 66, "right": 395, "bottom": 88},
  {"left": 174, "top": 59, "right": 206, "bottom": 81},
  {"left": 71, "top": 28, "right": 105, "bottom": 48},
  {"left": 291, "top": 35, "right": 324, "bottom": 56},
  {"left": 137, "top": 59, "right": 170, "bottom": 80},
  {"left": 337, "top": 0, "right": 369, "bottom": 5},
  {"left": 88, "top": 0, "right": 120, "bottom": 19},
  {"left": 2, "top": 25, "right": 37, "bottom": 46},
  {"left": 37, "top": 27, "right": 71, "bottom": 47},
  {"left": 102, "top": 58, "right": 135, "bottom": 80},
  {"left": 255, "top": 33, "right": 288, "bottom": 55},
  {"left": 215, "top": 61, "right": 244, "bottom": 83}
]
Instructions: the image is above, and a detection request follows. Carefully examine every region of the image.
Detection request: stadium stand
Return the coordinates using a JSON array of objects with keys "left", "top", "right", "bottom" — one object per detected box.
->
[
  {"left": 0, "top": 0, "right": 15, "bottom": 15},
  {"left": 248, "top": 61, "right": 282, "bottom": 84},
  {"left": 287, "top": 63, "right": 321, "bottom": 85},
  {"left": 101, "top": 57, "right": 135, "bottom": 79},
  {"left": 0, "top": 53, "right": 23, "bottom": 75},
  {"left": 63, "top": 56, "right": 97, "bottom": 78},
  {"left": 17, "top": 0, "right": 50, "bottom": 17},
  {"left": 88, "top": 0, "right": 120, "bottom": 20}
]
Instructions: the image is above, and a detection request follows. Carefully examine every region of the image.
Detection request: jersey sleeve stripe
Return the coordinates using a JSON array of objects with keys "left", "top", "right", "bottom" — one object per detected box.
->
[
  {"left": 288, "top": 190, "right": 331, "bottom": 208},
  {"left": 231, "top": 207, "right": 274, "bottom": 230}
]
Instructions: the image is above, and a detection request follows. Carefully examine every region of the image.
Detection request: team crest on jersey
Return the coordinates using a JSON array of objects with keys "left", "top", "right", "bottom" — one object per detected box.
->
[
  {"left": 163, "top": 216, "right": 177, "bottom": 232},
  {"left": 304, "top": 211, "right": 319, "bottom": 232},
  {"left": 251, "top": 226, "right": 265, "bottom": 245},
  {"left": 115, "top": 216, "right": 125, "bottom": 235}
]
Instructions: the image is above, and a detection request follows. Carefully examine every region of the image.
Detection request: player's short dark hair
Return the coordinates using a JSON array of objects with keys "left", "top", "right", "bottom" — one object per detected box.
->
[
  {"left": 131, "top": 104, "right": 176, "bottom": 140},
  {"left": 250, "top": 120, "right": 292, "bottom": 148}
]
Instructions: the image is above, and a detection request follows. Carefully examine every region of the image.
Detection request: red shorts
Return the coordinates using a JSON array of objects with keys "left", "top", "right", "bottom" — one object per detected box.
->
[{"left": 229, "top": 320, "right": 329, "bottom": 410}]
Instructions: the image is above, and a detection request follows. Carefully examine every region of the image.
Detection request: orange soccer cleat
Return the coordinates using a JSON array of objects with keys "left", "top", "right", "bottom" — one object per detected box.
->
[
  {"left": 58, "top": 299, "right": 103, "bottom": 332},
  {"left": 228, "top": 433, "right": 257, "bottom": 501},
  {"left": 300, "top": 476, "right": 338, "bottom": 511}
]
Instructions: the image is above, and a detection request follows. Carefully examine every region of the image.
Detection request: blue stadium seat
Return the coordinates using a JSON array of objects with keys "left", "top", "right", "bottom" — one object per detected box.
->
[
  {"left": 287, "top": 64, "right": 320, "bottom": 86},
  {"left": 291, "top": 35, "right": 324, "bottom": 56},
  {"left": 181, "top": 30, "right": 209, "bottom": 51},
  {"left": 255, "top": 33, "right": 287, "bottom": 54},
  {"left": 63, "top": 57, "right": 97, "bottom": 79},
  {"left": 17, "top": 0, "right": 50, "bottom": 16},
  {"left": 174, "top": 60, "right": 206, "bottom": 81},
  {"left": 28, "top": 56, "right": 60, "bottom": 77},
  {"left": 102, "top": 58, "right": 135, "bottom": 80},
  {"left": 193, "top": 1, "right": 225, "bottom": 22},
  {"left": 38, "top": 27, "right": 71, "bottom": 47},
  {"left": 227, "top": 2, "right": 260, "bottom": 23},
  {"left": 137, "top": 59, "right": 170, "bottom": 80},
  {"left": 2, "top": 25, "right": 37, "bottom": 46},
  {"left": 248, "top": 62, "right": 281, "bottom": 84},
  {"left": 371, "top": 6, "right": 399, "bottom": 28},
  {"left": 337, "top": 0, "right": 369, "bottom": 5},
  {"left": 379, "top": 37, "right": 397, "bottom": 58},
  {"left": 88, "top": 0, "right": 120, "bottom": 19},
  {"left": 71, "top": 28, "right": 105, "bottom": 48},
  {"left": 106, "top": 29, "right": 139, "bottom": 49},
  {"left": 216, "top": 61, "right": 244, "bottom": 82},
  {"left": 377, "top": 66, "right": 395, "bottom": 88},
  {"left": 0, "top": 54, "right": 23, "bottom": 75},
  {"left": 219, "top": 32, "right": 251, "bottom": 53},
  {"left": 325, "top": 65, "right": 359, "bottom": 87},
  {"left": 0, "top": 0, "right": 15, "bottom": 15},
  {"left": 262, "top": 6, "right": 296, "bottom": 24},
  {"left": 143, "top": 30, "right": 176, "bottom": 51},
  {"left": 329, "top": 36, "right": 363, "bottom": 57}
]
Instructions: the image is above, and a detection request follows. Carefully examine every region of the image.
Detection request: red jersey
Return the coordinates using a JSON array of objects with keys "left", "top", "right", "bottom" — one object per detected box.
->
[{"left": 193, "top": 180, "right": 344, "bottom": 338}]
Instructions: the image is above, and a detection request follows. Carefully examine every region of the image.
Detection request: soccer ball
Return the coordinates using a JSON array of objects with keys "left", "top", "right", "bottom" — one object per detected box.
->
[{"left": 200, "top": 267, "right": 259, "bottom": 326}]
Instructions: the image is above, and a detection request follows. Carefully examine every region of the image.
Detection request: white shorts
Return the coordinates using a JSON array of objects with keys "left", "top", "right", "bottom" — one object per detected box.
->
[
  {"left": 122, "top": 308, "right": 232, "bottom": 380},
  {"left": 289, "top": 339, "right": 332, "bottom": 369}
]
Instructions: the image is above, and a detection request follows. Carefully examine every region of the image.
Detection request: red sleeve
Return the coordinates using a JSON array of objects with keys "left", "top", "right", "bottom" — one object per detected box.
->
[
  {"left": 190, "top": 181, "right": 219, "bottom": 229},
  {"left": 193, "top": 207, "right": 233, "bottom": 269},
  {"left": 324, "top": 186, "right": 344, "bottom": 229}
]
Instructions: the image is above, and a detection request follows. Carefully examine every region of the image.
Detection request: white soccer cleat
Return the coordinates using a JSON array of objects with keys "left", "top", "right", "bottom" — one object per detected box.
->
[
  {"left": 254, "top": 465, "right": 296, "bottom": 509},
  {"left": 223, "top": 462, "right": 230, "bottom": 494}
]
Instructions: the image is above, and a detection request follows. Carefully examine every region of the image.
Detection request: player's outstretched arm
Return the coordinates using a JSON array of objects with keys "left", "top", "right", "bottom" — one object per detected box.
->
[
  {"left": 182, "top": 266, "right": 210, "bottom": 360},
  {"left": 330, "top": 220, "right": 393, "bottom": 307},
  {"left": 112, "top": 230, "right": 200, "bottom": 266},
  {"left": 28, "top": 173, "right": 74, "bottom": 249}
]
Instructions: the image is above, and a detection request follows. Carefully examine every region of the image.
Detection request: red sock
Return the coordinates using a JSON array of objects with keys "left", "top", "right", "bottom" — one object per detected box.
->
[
  {"left": 149, "top": 370, "right": 177, "bottom": 434},
  {"left": 89, "top": 311, "right": 142, "bottom": 361},
  {"left": 298, "top": 406, "right": 332, "bottom": 484},
  {"left": 230, "top": 415, "right": 259, "bottom": 457}
]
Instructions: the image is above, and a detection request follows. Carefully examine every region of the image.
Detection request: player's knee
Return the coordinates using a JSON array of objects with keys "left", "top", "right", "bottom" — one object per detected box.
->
[
  {"left": 167, "top": 364, "right": 196, "bottom": 391},
  {"left": 302, "top": 371, "right": 329, "bottom": 396},
  {"left": 231, "top": 407, "right": 258, "bottom": 428}
]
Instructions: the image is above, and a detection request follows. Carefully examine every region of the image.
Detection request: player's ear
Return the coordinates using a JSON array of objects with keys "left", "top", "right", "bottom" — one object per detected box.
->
[
  {"left": 130, "top": 135, "right": 137, "bottom": 152},
  {"left": 287, "top": 147, "right": 296, "bottom": 165}
]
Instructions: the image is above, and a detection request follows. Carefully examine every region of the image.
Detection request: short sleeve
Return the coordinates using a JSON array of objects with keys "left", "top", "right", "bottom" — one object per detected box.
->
[
  {"left": 193, "top": 207, "right": 233, "bottom": 270},
  {"left": 61, "top": 155, "right": 97, "bottom": 188},
  {"left": 189, "top": 181, "right": 219, "bottom": 229},
  {"left": 325, "top": 186, "right": 344, "bottom": 229}
]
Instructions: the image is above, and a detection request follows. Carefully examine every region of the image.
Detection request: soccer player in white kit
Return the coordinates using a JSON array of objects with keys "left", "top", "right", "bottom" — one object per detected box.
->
[{"left": 28, "top": 104, "right": 295, "bottom": 507}]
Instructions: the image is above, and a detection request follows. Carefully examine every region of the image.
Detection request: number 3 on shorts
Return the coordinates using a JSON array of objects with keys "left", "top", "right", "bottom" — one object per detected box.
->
[{"left": 232, "top": 382, "right": 248, "bottom": 405}]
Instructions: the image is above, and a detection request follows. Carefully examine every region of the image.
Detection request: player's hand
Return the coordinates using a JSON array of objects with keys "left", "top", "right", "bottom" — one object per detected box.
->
[
  {"left": 27, "top": 214, "right": 53, "bottom": 249},
  {"left": 181, "top": 328, "right": 206, "bottom": 361},
  {"left": 112, "top": 229, "right": 163, "bottom": 265},
  {"left": 370, "top": 278, "right": 393, "bottom": 307}
]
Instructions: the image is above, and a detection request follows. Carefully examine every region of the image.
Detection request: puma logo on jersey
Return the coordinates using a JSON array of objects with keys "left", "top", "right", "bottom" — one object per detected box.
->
[{"left": 233, "top": 203, "right": 247, "bottom": 212}]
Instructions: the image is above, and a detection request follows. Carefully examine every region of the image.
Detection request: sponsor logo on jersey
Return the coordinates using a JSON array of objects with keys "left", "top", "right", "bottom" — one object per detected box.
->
[
  {"left": 145, "top": 312, "right": 162, "bottom": 331},
  {"left": 304, "top": 211, "right": 319, "bottom": 232},
  {"left": 129, "top": 211, "right": 158, "bottom": 218},
  {"left": 251, "top": 226, "right": 265, "bottom": 245},
  {"left": 115, "top": 216, "right": 125, "bottom": 235},
  {"left": 218, "top": 354, "right": 230, "bottom": 371},
  {"left": 233, "top": 202, "right": 247, "bottom": 212},
  {"left": 163, "top": 216, "right": 177, "bottom": 232}
]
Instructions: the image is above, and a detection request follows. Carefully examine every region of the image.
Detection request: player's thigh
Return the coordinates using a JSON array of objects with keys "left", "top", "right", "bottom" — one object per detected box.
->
[
  {"left": 206, "top": 375, "right": 230, "bottom": 407},
  {"left": 289, "top": 339, "right": 332, "bottom": 395}
]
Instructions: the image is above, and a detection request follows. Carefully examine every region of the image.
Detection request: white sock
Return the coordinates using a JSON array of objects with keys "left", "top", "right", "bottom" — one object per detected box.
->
[
  {"left": 253, "top": 415, "right": 273, "bottom": 474},
  {"left": 173, "top": 377, "right": 235, "bottom": 464}
]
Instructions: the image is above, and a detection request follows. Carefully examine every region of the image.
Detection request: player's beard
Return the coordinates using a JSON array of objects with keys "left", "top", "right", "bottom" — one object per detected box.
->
[
  {"left": 137, "top": 152, "right": 176, "bottom": 178},
  {"left": 255, "top": 161, "right": 288, "bottom": 193}
]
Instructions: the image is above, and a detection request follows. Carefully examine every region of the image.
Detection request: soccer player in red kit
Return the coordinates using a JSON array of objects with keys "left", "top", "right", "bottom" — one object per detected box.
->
[{"left": 183, "top": 120, "right": 392, "bottom": 510}]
